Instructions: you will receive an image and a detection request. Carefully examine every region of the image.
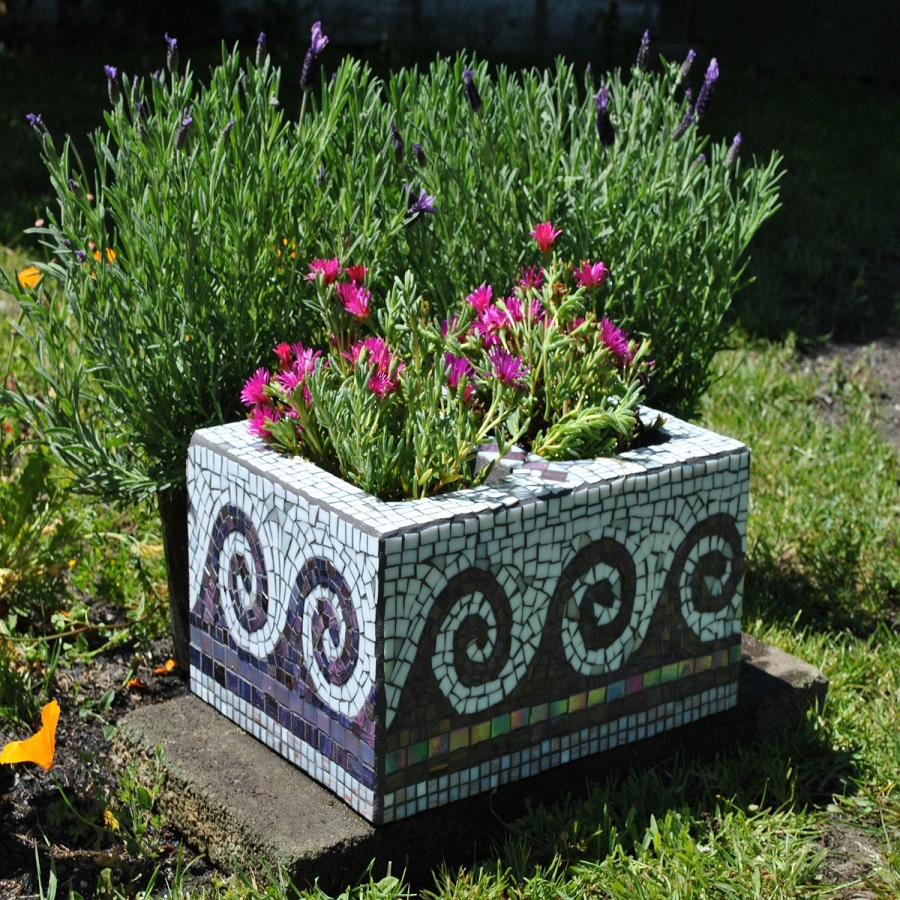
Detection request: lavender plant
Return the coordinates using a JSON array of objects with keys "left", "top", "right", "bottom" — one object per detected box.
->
[{"left": 2, "top": 26, "right": 781, "bottom": 660}]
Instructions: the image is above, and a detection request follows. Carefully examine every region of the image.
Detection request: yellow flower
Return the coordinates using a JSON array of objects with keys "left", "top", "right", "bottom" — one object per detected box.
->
[
  {"left": 0, "top": 700, "right": 60, "bottom": 770},
  {"left": 17, "top": 266, "right": 41, "bottom": 289},
  {"left": 103, "top": 808, "right": 120, "bottom": 831}
]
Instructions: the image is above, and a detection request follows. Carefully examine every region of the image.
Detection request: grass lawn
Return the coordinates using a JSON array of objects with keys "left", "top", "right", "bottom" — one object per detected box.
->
[{"left": 1, "top": 27, "right": 899, "bottom": 899}]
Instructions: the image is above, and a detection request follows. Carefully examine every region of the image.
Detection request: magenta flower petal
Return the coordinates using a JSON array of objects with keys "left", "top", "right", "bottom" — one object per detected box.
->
[
  {"left": 573, "top": 260, "right": 609, "bottom": 289},
  {"left": 240, "top": 367, "right": 270, "bottom": 407},
  {"left": 529, "top": 221, "right": 562, "bottom": 253}
]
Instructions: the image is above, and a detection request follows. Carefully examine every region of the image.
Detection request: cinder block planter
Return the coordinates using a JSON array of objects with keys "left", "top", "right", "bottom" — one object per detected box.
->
[{"left": 187, "top": 410, "right": 749, "bottom": 824}]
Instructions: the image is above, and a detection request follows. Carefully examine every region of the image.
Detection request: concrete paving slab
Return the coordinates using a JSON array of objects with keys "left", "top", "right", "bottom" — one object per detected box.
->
[{"left": 111, "top": 634, "right": 828, "bottom": 893}]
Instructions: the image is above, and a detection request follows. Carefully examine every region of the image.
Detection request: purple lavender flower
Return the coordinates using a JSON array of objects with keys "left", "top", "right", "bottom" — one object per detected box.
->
[
  {"left": 635, "top": 30, "right": 651, "bottom": 71},
  {"left": 694, "top": 58, "right": 719, "bottom": 117},
  {"left": 678, "top": 49, "right": 696, "bottom": 84},
  {"left": 68, "top": 178, "right": 79, "bottom": 193},
  {"left": 724, "top": 131, "right": 742, "bottom": 169},
  {"left": 391, "top": 121, "right": 404, "bottom": 162},
  {"left": 463, "top": 67, "right": 482, "bottom": 113},
  {"left": 165, "top": 33, "right": 179, "bottom": 75},
  {"left": 256, "top": 32, "right": 267, "bottom": 66},
  {"left": 692, "top": 152, "right": 707, "bottom": 169},
  {"left": 412, "top": 141, "right": 426, "bottom": 166},
  {"left": 104, "top": 65, "right": 120, "bottom": 105},
  {"left": 74, "top": 249, "right": 88, "bottom": 264},
  {"left": 672, "top": 109, "right": 694, "bottom": 141},
  {"left": 594, "top": 86, "right": 614, "bottom": 146},
  {"left": 135, "top": 100, "right": 146, "bottom": 120},
  {"left": 175, "top": 107, "right": 193, "bottom": 150},
  {"left": 221, "top": 117, "right": 235, "bottom": 138},
  {"left": 405, "top": 184, "right": 437, "bottom": 221},
  {"left": 317, "top": 164, "right": 326, "bottom": 188},
  {"left": 26, "top": 113, "right": 46, "bottom": 133},
  {"left": 300, "top": 21, "right": 329, "bottom": 92}
]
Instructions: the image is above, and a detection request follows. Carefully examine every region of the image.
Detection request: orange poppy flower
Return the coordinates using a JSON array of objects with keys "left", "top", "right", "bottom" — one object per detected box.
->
[
  {"left": 0, "top": 700, "right": 60, "bottom": 770},
  {"left": 92, "top": 247, "right": 117, "bottom": 264},
  {"left": 153, "top": 658, "right": 177, "bottom": 675},
  {"left": 17, "top": 266, "right": 42, "bottom": 289}
]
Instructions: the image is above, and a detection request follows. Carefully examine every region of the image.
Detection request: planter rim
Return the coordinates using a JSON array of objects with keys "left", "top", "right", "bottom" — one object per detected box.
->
[{"left": 189, "top": 406, "right": 748, "bottom": 539}]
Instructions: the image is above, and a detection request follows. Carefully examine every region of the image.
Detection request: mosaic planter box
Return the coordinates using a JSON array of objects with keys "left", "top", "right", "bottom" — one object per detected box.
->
[{"left": 187, "top": 410, "right": 749, "bottom": 824}]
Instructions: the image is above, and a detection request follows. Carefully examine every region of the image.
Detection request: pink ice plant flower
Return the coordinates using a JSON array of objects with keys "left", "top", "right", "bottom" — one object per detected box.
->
[
  {"left": 241, "top": 367, "right": 270, "bottom": 406},
  {"left": 248, "top": 404, "right": 279, "bottom": 439},
  {"left": 292, "top": 342, "right": 323, "bottom": 375},
  {"left": 466, "top": 284, "right": 493, "bottom": 315},
  {"left": 599, "top": 316, "right": 634, "bottom": 368},
  {"left": 505, "top": 296, "right": 524, "bottom": 322},
  {"left": 529, "top": 221, "right": 562, "bottom": 254},
  {"left": 473, "top": 304, "right": 509, "bottom": 347},
  {"left": 306, "top": 257, "right": 342, "bottom": 285},
  {"left": 336, "top": 281, "right": 371, "bottom": 319},
  {"left": 517, "top": 265, "right": 544, "bottom": 290},
  {"left": 444, "top": 354, "right": 476, "bottom": 403},
  {"left": 345, "top": 264, "right": 367, "bottom": 283},
  {"left": 273, "top": 342, "right": 293, "bottom": 370},
  {"left": 488, "top": 347, "right": 528, "bottom": 386},
  {"left": 368, "top": 370, "right": 398, "bottom": 399},
  {"left": 346, "top": 337, "right": 404, "bottom": 398},
  {"left": 573, "top": 260, "right": 609, "bottom": 289}
]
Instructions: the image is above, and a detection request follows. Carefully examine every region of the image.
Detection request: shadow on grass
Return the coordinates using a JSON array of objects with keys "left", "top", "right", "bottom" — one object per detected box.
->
[
  {"left": 484, "top": 711, "right": 857, "bottom": 885},
  {"left": 743, "top": 556, "right": 900, "bottom": 639}
]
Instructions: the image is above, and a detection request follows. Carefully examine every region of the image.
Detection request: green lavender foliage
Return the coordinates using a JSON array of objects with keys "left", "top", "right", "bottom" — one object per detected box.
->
[
  {"left": 2, "top": 39, "right": 780, "bottom": 502},
  {"left": 3, "top": 48, "right": 403, "bottom": 500},
  {"left": 382, "top": 55, "right": 782, "bottom": 415}
]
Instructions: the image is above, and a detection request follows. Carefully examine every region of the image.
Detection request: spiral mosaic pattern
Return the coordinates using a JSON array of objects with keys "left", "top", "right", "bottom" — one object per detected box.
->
[
  {"left": 291, "top": 557, "right": 364, "bottom": 712},
  {"left": 674, "top": 514, "right": 744, "bottom": 642},
  {"left": 553, "top": 537, "right": 653, "bottom": 675},
  {"left": 430, "top": 569, "right": 514, "bottom": 715},
  {"left": 202, "top": 505, "right": 286, "bottom": 657}
]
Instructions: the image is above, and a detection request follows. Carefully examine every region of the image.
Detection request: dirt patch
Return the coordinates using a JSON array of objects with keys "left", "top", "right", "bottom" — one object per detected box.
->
[
  {"left": 0, "top": 641, "right": 215, "bottom": 898},
  {"left": 816, "top": 816, "right": 891, "bottom": 898},
  {"left": 803, "top": 333, "right": 900, "bottom": 454}
]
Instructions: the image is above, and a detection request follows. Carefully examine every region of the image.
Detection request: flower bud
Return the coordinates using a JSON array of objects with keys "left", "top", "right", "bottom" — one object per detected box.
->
[
  {"left": 256, "top": 32, "right": 266, "bottom": 66},
  {"left": 672, "top": 109, "right": 693, "bottom": 141},
  {"left": 635, "top": 30, "right": 650, "bottom": 71},
  {"left": 175, "top": 107, "right": 192, "bottom": 150},
  {"left": 463, "top": 67, "right": 482, "bottom": 112},
  {"left": 694, "top": 58, "right": 719, "bottom": 118},
  {"left": 391, "top": 121, "right": 404, "bottom": 162},
  {"left": 678, "top": 49, "right": 696, "bottom": 84},
  {"left": 300, "top": 21, "right": 328, "bottom": 92},
  {"left": 724, "top": 132, "right": 742, "bottom": 169},
  {"left": 104, "top": 65, "right": 120, "bottom": 105},
  {"left": 594, "top": 86, "right": 614, "bottom": 146},
  {"left": 165, "top": 33, "right": 179, "bottom": 76},
  {"left": 413, "top": 141, "right": 426, "bottom": 166}
]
